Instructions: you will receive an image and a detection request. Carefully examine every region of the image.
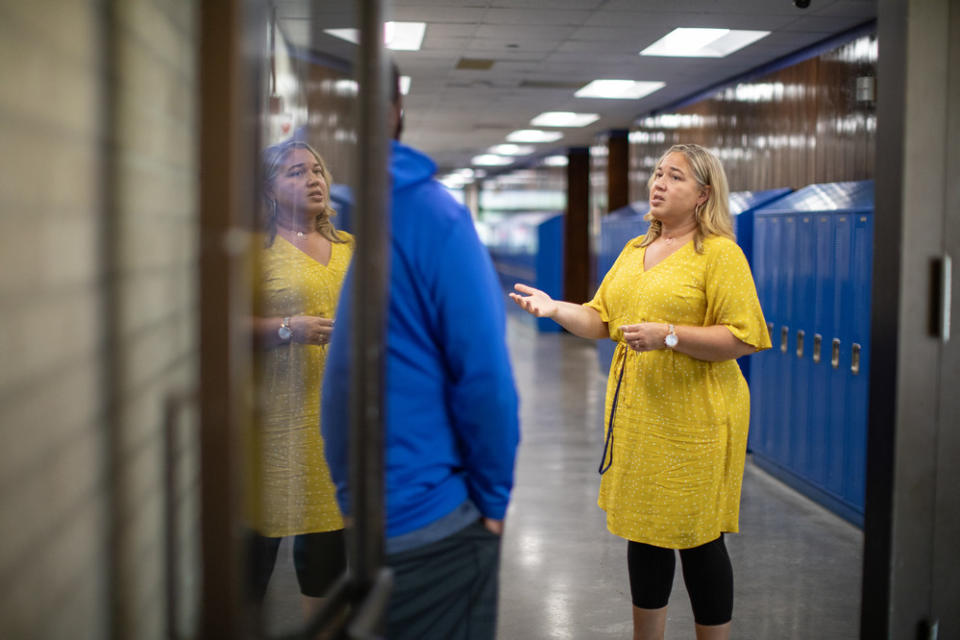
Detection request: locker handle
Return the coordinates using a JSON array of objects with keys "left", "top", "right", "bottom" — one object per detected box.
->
[
  {"left": 767, "top": 321, "right": 774, "bottom": 336},
  {"left": 813, "top": 333, "right": 822, "bottom": 363},
  {"left": 831, "top": 338, "right": 841, "bottom": 369},
  {"left": 851, "top": 343, "right": 861, "bottom": 375},
  {"left": 796, "top": 330, "right": 805, "bottom": 358},
  {"left": 780, "top": 326, "right": 789, "bottom": 353}
]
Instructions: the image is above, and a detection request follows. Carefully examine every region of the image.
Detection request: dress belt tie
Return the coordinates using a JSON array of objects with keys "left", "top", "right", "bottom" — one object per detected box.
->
[{"left": 598, "top": 346, "right": 627, "bottom": 475}]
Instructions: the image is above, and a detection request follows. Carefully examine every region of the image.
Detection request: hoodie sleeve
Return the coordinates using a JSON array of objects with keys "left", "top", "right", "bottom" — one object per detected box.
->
[
  {"left": 428, "top": 208, "right": 521, "bottom": 520},
  {"left": 321, "top": 266, "right": 353, "bottom": 516}
]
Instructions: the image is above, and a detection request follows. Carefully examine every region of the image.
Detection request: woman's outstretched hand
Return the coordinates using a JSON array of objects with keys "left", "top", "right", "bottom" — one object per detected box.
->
[{"left": 509, "top": 283, "right": 558, "bottom": 318}]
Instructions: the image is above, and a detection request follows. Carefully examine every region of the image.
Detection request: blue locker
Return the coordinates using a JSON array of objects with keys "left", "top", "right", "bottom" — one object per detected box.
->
[
  {"left": 730, "top": 187, "right": 791, "bottom": 384},
  {"left": 594, "top": 202, "right": 650, "bottom": 373},
  {"left": 790, "top": 214, "right": 816, "bottom": 475},
  {"left": 776, "top": 214, "right": 797, "bottom": 468},
  {"left": 330, "top": 183, "right": 354, "bottom": 234},
  {"left": 845, "top": 212, "right": 873, "bottom": 511},
  {"left": 485, "top": 211, "right": 565, "bottom": 333},
  {"left": 749, "top": 180, "right": 873, "bottom": 527},
  {"left": 827, "top": 214, "right": 853, "bottom": 498},
  {"left": 748, "top": 215, "right": 773, "bottom": 455},
  {"left": 763, "top": 216, "right": 786, "bottom": 461},
  {"left": 810, "top": 213, "right": 837, "bottom": 489}
]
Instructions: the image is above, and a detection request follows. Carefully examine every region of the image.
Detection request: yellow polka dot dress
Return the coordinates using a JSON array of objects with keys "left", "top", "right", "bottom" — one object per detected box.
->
[
  {"left": 250, "top": 232, "right": 353, "bottom": 538},
  {"left": 585, "top": 235, "right": 771, "bottom": 549}
]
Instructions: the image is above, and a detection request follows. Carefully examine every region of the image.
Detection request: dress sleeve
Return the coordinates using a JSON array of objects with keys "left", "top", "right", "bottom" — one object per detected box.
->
[
  {"left": 704, "top": 239, "right": 772, "bottom": 351},
  {"left": 583, "top": 237, "right": 637, "bottom": 323}
]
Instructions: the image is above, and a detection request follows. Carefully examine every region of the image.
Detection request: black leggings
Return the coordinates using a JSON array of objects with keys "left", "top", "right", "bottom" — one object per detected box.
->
[
  {"left": 248, "top": 529, "right": 347, "bottom": 600},
  {"left": 627, "top": 535, "right": 733, "bottom": 626}
]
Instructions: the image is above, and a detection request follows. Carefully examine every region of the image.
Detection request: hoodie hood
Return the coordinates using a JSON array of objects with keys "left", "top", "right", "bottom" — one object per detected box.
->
[{"left": 390, "top": 140, "right": 437, "bottom": 192}]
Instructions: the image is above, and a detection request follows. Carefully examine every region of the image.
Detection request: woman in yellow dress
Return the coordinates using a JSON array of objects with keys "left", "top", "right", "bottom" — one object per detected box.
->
[
  {"left": 249, "top": 140, "right": 353, "bottom": 614},
  {"left": 510, "top": 144, "right": 771, "bottom": 640}
]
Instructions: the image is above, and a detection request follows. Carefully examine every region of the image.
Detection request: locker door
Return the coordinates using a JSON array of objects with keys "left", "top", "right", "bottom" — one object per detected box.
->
[
  {"left": 810, "top": 213, "right": 836, "bottom": 489},
  {"left": 776, "top": 214, "right": 797, "bottom": 468},
  {"left": 735, "top": 209, "right": 755, "bottom": 384},
  {"left": 828, "top": 214, "right": 853, "bottom": 497},
  {"left": 791, "top": 214, "right": 816, "bottom": 476},
  {"left": 845, "top": 212, "right": 873, "bottom": 512},
  {"left": 749, "top": 215, "right": 771, "bottom": 454},
  {"left": 766, "top": 216, "right": 785, "bottom": 462}
]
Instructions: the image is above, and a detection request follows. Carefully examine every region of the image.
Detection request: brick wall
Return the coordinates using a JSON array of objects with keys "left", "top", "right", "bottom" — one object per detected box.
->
[{"left": 0, "top": 1, "right": 200, "bottom": 638}]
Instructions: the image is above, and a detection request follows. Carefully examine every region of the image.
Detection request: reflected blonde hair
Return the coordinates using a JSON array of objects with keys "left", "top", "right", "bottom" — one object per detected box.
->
[
  {"left": 639, "top": 143, "right": 734, "bottom": 253},
  {"left": 262, "top": 140, "right": 346, "bottom": 247}
]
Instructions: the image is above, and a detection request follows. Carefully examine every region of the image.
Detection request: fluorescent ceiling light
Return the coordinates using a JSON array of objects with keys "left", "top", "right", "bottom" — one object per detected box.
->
[
  {"left": 543, "top": 155, "right": 568, "bottom": 167},
  {"left": 530, "top": 111, "right": 600, "bottom": 128},
  {"left": 575, "top": 79, "right": 665, "bottom": 100},
  {"left": 325, "top": 22, "right": 426, "bottom": 51},
  {"left": 489, "top": 144, "right": 535, "bottom": 156},
  {"left": 506, "top": 129, "right": 563, "bottom": 143},
  {"left": 400, "top": 76, "right": 411, "bottom": 95},
  {"left": 640, "top": 28, "right": 769, "bottom": 58},
  {"left": 471, "top": 154, "right": 513, "bottom": 166}
]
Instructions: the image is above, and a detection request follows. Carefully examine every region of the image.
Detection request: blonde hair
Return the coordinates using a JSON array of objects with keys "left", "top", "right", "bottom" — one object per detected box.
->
[
  {"left": 262, "top": 140, "right": 346, "bottom": 246},
  {"left": 639, "top": 143, "right": 734, "bottom": 253}
]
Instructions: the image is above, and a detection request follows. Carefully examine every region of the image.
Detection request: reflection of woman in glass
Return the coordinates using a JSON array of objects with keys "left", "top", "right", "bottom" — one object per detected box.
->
[{"left": 249, "top": 140, "right": 353, "bottom": 614}]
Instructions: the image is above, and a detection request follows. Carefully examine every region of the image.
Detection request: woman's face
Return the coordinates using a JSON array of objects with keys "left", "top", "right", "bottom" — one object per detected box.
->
[
  {"left": 270, "top": 147, "right": 328, "bottom": 219},
  {"left": 648, "top": 151, "right": 707, "bottom": 225}
]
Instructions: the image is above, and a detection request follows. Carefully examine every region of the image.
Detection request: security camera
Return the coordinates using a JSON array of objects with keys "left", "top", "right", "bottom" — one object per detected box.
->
[{"left": 794, "top": 0, "right": 811, "bottom": 7}]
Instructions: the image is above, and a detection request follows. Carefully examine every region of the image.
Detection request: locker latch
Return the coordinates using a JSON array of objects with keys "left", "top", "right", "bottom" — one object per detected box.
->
[{"left": 813, "top": 333, "right": 822, "bottom": 363}]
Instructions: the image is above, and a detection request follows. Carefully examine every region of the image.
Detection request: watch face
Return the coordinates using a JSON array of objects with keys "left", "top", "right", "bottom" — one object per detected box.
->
[
  {"left": 278, "top": 326, "right": 293, "bottom": 340},
  {"left": 665, "top": 333, "right": 678, "bottom": 348}
]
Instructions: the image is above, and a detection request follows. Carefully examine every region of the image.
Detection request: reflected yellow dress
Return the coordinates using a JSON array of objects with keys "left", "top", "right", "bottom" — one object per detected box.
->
[
  {"left": 585, "top": 235, "right": 771, "bottom": 549},
  {"left": 251, "top": 232, "right": 354, "bottom": 537}
]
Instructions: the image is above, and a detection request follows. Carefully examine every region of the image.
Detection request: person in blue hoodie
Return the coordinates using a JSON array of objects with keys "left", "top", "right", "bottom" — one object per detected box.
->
[{"left": 321, "top": 65, "right": 520, "bottom": 639}]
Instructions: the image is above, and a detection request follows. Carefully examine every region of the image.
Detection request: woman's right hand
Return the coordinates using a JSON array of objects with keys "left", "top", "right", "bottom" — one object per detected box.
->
[
  {"left": 509, "top": 283, "right": 557, "bottom": 318},
  {"left": 290, "top": 315, "right": 335, "bottom": 345}
]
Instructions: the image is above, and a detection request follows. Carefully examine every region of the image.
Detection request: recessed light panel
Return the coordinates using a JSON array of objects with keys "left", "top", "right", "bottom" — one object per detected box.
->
[
  {"left": 471, "top": 154, "right": 513, "bottom": 166},
  {"left": 543, "top": 155, "right": 568, "bottom": 167},
  {"left": 324, "top": 22, "right": 426, "bottom": 51},
  {"left": 530, "top": 112, "right": 600, "bottom": 128},
  {"left": 506, "top": 129, "right": 564, "bottom": 143},
  {"left": 640, "top": 28, "right": 769, "bottom": 58},
  {"left": 489, "top": 144, "right": 536, "bottom": 156},
  {"left": 575, "top": 80, "right": 665, "bottom": 100}
]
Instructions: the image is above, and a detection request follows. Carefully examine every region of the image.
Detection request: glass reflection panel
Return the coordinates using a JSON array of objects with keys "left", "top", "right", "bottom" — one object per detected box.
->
[{"left": 246, "top": 3, "right": 358, "bottom": 636}]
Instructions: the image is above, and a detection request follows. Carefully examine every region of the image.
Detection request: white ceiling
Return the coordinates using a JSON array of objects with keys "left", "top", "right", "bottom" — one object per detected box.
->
[{"left": 276, "top": 0, "right": 876, "bottom": 172}]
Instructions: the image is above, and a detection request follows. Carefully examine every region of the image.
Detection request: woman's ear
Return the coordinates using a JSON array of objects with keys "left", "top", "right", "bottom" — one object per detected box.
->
[{"left": 698, "top": 185, "right": 711, "bottom": 207}]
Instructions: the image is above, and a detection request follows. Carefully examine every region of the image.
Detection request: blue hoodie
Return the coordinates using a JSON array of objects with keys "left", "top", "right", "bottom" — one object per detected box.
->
[{"left": 322, "top": 140, "right": 520, "bottom": 541}]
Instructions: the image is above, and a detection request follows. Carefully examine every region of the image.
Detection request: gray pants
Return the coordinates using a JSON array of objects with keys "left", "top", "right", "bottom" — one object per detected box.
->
[{"left": 386, "top": 519, "right": 501, "bottom": 640}]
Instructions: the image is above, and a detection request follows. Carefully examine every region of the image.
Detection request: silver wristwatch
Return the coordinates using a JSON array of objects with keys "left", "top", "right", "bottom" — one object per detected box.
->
[
  {"left": 664, "top": 324, "right": 678, "bottom": 349},
  {"left": 278, "top": 316, "right": 293, "bottom": 341}
]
